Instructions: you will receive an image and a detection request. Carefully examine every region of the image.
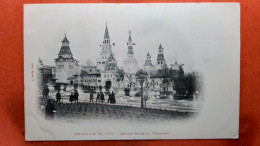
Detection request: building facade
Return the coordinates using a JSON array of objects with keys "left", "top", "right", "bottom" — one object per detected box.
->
[
  {"left": 96, "top": 24, "right": 120, "bottom": 91},
  {"left": 143, "top": 51, "right": 153, "bottom": 73},
  {"left": 154, "top": 44, "right": 167, "bottom": 70},
  {"left": 37, "top": 58, "right": 55, "bottom": 89},
  {"left": 54, "top": 35, "right": 81, "bottom": 84},
  {"left": 123, "top": 31, "right": 138, "bottom": 74}
]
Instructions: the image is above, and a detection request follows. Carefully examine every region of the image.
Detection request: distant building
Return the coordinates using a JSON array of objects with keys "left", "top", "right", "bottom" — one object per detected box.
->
[
  {"left": 143, "top": 51, "right": 153, "bottom": 72},
  {"left": 123, "top": 31, "right": 138, "bottom": 74},
  {"left": 154, "top": 44, "right": 167, "bottom": 70},
  {"left": 54, "top": 35, "right": 81, "bottom": 84},
  {"left": 96, "top": 24, "right": 120, "bottom": 91},
  {"left": 37, "top": 58, "right": 55, "bottom": 88},
  {"left": 96, "top": 23, "right": 115, "bottom": 71}
]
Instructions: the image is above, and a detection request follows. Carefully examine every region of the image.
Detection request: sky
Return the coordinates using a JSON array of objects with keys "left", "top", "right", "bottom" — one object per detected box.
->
[{"left": 24, "top": 3, "right": 239, "bottom": 73}]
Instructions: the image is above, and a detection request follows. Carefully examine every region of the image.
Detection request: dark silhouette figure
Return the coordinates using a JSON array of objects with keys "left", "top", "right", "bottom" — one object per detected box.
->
[
  {"left": 96, "top": 93, "right": 100, "bottom": 103},
  {"left": 45, "top": 87, "right": 50, "bottom": 97},
  {"left": 74, "top": 90, "right": 79, "bottom": 103},
  {"left": 69, "top": 92, "right": 74, "bottom": 103},
  {"left": 100, "top": 92, "right": 105, "bottom": 103},
  {"left": 108, "top": 91, "right": 116, "bottom": 104},
  {"left": 43, "top": 87, "right": 46, "bottom": 98},
  {"left": 56, "top": 90, "right": 61, "bottom": 104},
  {"left": 45, "top": 99, "right": 56, "bottom": 120},
  {"left": 90, "top": 91, "right": 94, "bottom": 103},
  {"left": 112, "top": 91, "right": 116, "bottom": 104}
]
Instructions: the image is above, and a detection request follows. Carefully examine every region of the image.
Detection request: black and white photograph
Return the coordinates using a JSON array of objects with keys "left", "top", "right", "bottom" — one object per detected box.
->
[{"left": 24, "top": 3, "right": 240, "bottom": 140}]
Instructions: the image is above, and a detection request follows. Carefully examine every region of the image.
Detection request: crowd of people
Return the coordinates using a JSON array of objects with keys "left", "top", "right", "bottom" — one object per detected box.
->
[
  {"left": 44, "top": 88, "right": 117, "bottom": 120},
  {"left": 89, "top": 91, "right": 116, "bottom": 104}
]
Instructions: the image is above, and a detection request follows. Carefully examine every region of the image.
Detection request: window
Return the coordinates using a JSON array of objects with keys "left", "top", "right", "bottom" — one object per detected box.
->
[{"left": 98, "top": 80, "right": 101, "bottom": 82}]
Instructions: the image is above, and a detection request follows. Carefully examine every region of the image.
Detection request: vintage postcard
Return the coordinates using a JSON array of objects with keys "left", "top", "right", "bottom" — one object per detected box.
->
[{"left": 24, "top": 3, "right": 240, "bottom": 140}]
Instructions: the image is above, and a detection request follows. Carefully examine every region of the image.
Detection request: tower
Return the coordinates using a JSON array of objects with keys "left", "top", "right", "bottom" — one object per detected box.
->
[
  {"left": 143, "top": 51, "right": 153, "bottom": 72},
  {"left": 55, "top": 35, "right": 81, "bottom": 83},
  {"left": 96, "top": 23, "right": 119, "bottom": 91},
  {"left": 155, "top": 44, "right": 167, "bottom": 70},
  {"left": 96, "top": 23, "right": 115, "bottom": 71},
  {"left": 123, "top": 30, "right": 138, "bottom": 74}
]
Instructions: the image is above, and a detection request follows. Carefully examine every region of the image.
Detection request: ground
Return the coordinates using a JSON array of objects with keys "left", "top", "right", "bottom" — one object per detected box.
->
[{"left": 39, "top": 97, "right": 197, "bottom": 122}]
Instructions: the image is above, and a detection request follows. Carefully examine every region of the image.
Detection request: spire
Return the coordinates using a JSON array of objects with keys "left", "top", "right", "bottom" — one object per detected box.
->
[
  {"left": 38, "top": 57, "right": 43, "bottom": 65},
  {"left": 62, "top": 34, "right": 69, "bottom": 43},
  {"left": 58, "top": 34, "right": 72, "bottom": 56},
  {"left": 144, "top": 51, "right": 153, "bottom": 66},
  {"left": 146, "top": 51, "right": 151, "bottom": 57},
  {"left": 128, "top": 30, "right": 132, "bottom": 42},
  {"left": 104, "top": 23, "right": 110, "bottom": 39},
  {"left": 158, "top": 43, "right": 163, "bottom": 50}
]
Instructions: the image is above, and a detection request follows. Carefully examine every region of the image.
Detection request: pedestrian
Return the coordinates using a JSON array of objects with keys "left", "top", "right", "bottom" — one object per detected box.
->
[
  {"left": 112, "top": 91, "right": 116, "bottom": 104},
  {"left": 69, "top": 92, "right": 74, "bottom": 103},
  {"left": 108, "top": 91, "right": 112, "bottom": 103},
  {"left": 56, "top": 90, "right": 61, "bottom": 104},
  {"left": 96, "top": 92, "right": 100, "bottom": 103},
  {"left": 43, "top": 86, "right": 46, "bottom": 98},
  {"left": 74, "top": 90, "right": 79, "bottom": 104},
  {"left": 90, "top": 91, "right": 94, "bottom": 103},
  {"left": 101, "top": 92, "right": 105, "bottom": 103},
  {"left": 45, "top": 99, "right": 56, "bottom": 120},
  {"left": 46, "top": 87, "right": 50, "bottom": 97}
]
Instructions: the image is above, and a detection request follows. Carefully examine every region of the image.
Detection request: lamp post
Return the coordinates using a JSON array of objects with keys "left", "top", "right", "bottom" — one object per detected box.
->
[{"left": 135, "top": 69, "right": 148, "bottom": 108}]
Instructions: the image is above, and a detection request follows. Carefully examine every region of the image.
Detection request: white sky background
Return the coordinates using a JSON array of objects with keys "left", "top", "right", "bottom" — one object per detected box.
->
[{"left": 25, "top": 3, "right": 238, "bottom": 72}]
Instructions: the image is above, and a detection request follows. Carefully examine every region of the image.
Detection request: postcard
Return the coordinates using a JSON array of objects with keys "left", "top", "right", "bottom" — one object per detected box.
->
[{"left": 24, "top": 3, "right": 240, "bottom": 140}]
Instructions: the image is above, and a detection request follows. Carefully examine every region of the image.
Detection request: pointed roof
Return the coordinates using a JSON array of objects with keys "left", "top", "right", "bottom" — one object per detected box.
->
[
  {"left": 58, "top": 35, "right": 72, "bottom": 56},
  {"left": 38, "top": 57, "right": 43, "bottom": 65},
  {"left": 158, "top": 43, "right": 163, "bottom": 50},
  {"left": 62, "top": 34, "right": 69, "bottom": 43},
  {"left": 108, "top": 53, "right": 115, "bottom": 60},
  {"left": 128, "top": 30, "right": 132, "bottom": 41},
  {"left": 146, "top": 51, "right": 151, "bottom": 57},
  {"left": 104, "top": 23, "right": 110, "bottom": 39}
]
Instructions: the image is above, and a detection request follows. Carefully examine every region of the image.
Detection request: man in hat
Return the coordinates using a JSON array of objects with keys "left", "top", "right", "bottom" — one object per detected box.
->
[
  {"left": 74, "top": 90, "right": 79, "bottom": 104},
  {"left": 56, "top": 90, "right": 61, "bottom": 104}
]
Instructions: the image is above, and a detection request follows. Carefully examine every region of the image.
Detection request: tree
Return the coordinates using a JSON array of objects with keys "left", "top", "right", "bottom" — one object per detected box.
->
[
  {"left": 135, "top": 70, "right": 148, "bottom": 108},
  {"left": 149, "top": 79, "right": 156, "bottom": 90},
  {"left": 125, "top": 73, "right": 135, "bottom": 90}
]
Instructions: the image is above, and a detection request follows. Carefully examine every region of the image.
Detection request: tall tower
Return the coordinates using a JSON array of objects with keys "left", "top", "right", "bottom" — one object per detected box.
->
[
  {"left": 155, "top": 44, "right": 167, "bottom": 70},
  {"left": 96, "top": 23, "right": 115, "bottom": 71},
  {"left": 143, "top": 51, "right": 153, "bottom": 72},
  {"left": 55, "top": 35, "right": 81, "bottom": 83},
  {"left": 123, "top": 30, "right": 138, "bottom": 74}
]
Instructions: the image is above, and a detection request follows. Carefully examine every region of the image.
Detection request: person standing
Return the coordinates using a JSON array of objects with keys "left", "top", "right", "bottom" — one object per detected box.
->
[
  {"left": 112, "top": 91, "right": 116, "bottom": 104},
  {"left": 46, "top": 87, "right": 50, "bottom": 97},
  {"left": 43, "top": 86, "right": 46, "bottom": 98},
  {"left": 45, "top": 99, "right": 56, "bottom": 120},
  {"left": 90, "top": 91, "right": 94, "bottom": 103},
  {"left": 69, "top": 92, "right": 74, "bottom": 103},
  {"left": 96, "top": 93, "right": 100, "bottom": 103},
  {"left": 101, "top": 92, "right": 105, "bottom": 103},
  {"left": 108, "top": 91, "right": 112, "bottom": 103},
  {"left": 74, "top": 90, "right": 79, "bottom": 104},
  {"left": 56, "top": 90, "right": 61, "bottom": 104}
]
